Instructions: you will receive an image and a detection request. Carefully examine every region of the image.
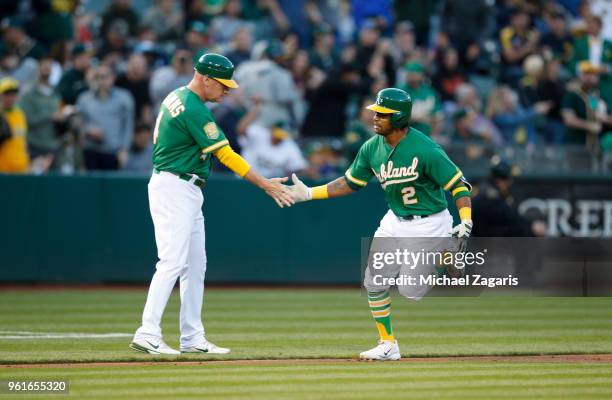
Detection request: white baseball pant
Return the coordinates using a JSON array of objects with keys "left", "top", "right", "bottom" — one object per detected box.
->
[
  {"left": 363, "top": 209, "right": 453, "bottom": 300},
  {"left": 134, "top": 171, "right": 207, "bottom": 348}
]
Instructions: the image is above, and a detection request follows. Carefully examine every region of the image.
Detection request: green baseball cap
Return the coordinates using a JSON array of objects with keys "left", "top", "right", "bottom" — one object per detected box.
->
[
  {"left": 404, "top": 61, "right": 424, "bottom": 73},
  {"left": 194, "top": 52, "right": 238, "bottom": 89}
]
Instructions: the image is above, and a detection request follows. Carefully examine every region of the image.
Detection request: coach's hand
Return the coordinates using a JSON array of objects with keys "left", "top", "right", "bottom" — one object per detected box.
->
[
  {"left": 288, "top": 174, "right": 312, "bottom": 203},
  {"left": 264, "top": 177, "right": 294, "bottom": 208}
]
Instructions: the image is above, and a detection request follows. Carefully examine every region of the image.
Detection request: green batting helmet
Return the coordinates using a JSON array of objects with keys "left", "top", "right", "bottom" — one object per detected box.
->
[
  {"left": 194, "top": 53, "right": 239, "bottom": 89},
  {"left": 366, "top": 88, "right": 412, "bottom": 129}
]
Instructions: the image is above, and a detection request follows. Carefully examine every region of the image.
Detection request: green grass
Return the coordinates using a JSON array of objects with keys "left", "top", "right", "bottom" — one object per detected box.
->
[
  {"left": 1, "top": 289, "right": 611, "bottom": 399},
  {"left": 2, "top": 362, "right": 612, "bottom": 400},
  {"left": 0, "top": 289, "right": 611, "bottom": 363}
]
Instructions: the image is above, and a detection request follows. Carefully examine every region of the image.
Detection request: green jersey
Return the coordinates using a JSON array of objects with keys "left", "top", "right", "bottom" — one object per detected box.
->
[
  {"left": 152, "top": 86, "right": 229, "bottom": 179},
  {"left": 345, "top": 128, "right": 463, "bottom": 217}
]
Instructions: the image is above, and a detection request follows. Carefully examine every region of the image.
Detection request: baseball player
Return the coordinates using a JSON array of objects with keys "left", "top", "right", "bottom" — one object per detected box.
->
[
  {"left": 289, "top": 88, "right": 472, "bottom": 361},
  {"left": 130, "top": 53, "right": 293, "bottom": 355}
]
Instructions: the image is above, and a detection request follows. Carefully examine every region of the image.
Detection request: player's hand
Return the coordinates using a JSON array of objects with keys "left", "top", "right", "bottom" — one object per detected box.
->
[
  {"left": 451, "top": 219, "right": 473, "bottom": 238},
  {"left": 450, "top": 219, "right": 473, "bottom": 252},
  {"left": 288, "top": 173, "right": 312, "bottom": 203},
  {"left": 264, "top": 176, "right": 294, "bottom": 208}
]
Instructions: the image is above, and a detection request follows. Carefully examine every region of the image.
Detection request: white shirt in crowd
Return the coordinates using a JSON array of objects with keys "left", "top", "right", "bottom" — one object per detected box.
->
[{"left": 239, "top": 124, "right": 308, "bottom": 178}]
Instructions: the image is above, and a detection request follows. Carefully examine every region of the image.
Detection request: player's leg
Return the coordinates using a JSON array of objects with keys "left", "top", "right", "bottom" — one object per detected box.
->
[
  {"left": 132, "top": 175, "right": 200, "bottom": 353},
  {"left": 395, "top": 209, "right": 454, "bottom": 300},
  {"left": 360, "top": 210, "right": 401, "bottom": 360}
]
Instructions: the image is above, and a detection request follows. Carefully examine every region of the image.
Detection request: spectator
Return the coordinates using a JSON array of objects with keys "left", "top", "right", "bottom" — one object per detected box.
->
[
  {"left": 184, "top": 0, "right": 211, "bottom": 30},
  {"left": 354, "top": 20, "right": 396, "bottom": 86},
  {"left": 183, "top": 21, "right": 209, "bottom": 57},
  {"left": 472, "top": 156, "right": 547, "bottom": 237},
  {"left": 400, "top": 62, "right": 443, "bottom": 137},
  {"left": 302, "top": 141, "right": 343, "bottom": 180},
  {"left": 452, "top": 107, "right": 494, "bottom": 144},
  {"left": 307, "top": 24, "right": 339, "bottom": 74},
  {"left": 100, "top": 0, "right": 139, "bottom": 39},
  {"left": 237, "top": 98, "right": 307, "bottom": 178},
  {"left": 455, "top": 83, "right": 503, "bottom": 146},
  {"left": 440, "top": 0, "right": 494, "bottom": 68},
  {"left": 0, "top": 77, "right": 28, "bottom": 172},
  {"left": 486, "top": 85, "right": 552, "bottom": 146},
  {"left": 290, "top": 49, "right": 312, "bottom": 95},
  {"left": 344, "top": 97, "right": 375, "bottom": 160},
  {"left": 0, "top": 16, "right": 45, "bottom": 60},
  {"left": 57, "top": 43, "right": 92, "bottom": 105},
  {"left": 225, "top": 26, "right": 253, "bottom": 68},
  {"left": 538, "top": 57, "right": 567, "bottom": 145},
  {"left": 0, "top": 17, "right": 42, "bottom": 89},
  {"left": 116, "top": 53, "right": 152, "bottom": 124},
  {"left": 499, "top": 8, "right": 540, "bottom": 87},
  {"left": 540, "top": 10, "right": 573, "bottom": 64},
  {"left": 77, "top": 65, "right": 134, "bottom": 171},
  {"left": 210, "top": 0, "right": 250, "bottom": 47},
  {"left": 98, "top": 20, "right": 133, "bottom": 66},
  {"left": 123, "top": 122, "right": 153, "bottom": 172},
  {"left": 150, "top": 47, "right": 193, "bottom": 112},
  {"left": 301, "top": 63, "right": 364, "bottom": 137},
  {"left": 235, "top": 39, "right": 301, "bottom": 129},
  {"left": 433, "top": 47, "right": 465, "bottom": 103},
  {"left": 390, "top": 21, "right": 416, "bottom": 70},
  {"left": 19, "top": 57, "right": 64, "bottom": 172},
  {"left": 518, "top": 54, "right": 545, "bottom": 107},
  {"left": 142, "top": 0, "right": 183, "bottom": 42},
  {"left": 570, "top": 15, "right": 612, "bottom": 105},
  {"left": 561, "top": 61, "right": 611, "bottom": 148},
  {"left": 590, "top": 0, "right": 612, "bottom": 41},
  {"left": 394, "top": 1, "right": 437, "bottom": 47},
  {"left": 350, "top": 0, "right": 393, "bottom": 33}
]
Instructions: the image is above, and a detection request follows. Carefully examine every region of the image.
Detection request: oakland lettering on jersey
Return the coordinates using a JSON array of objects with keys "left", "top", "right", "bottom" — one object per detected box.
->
[
  {"left": 162, "top": 92, "right": 185, "bottom": 117},
  {"left": 374, "top": 157, "right": 419, "bottom": 187}
]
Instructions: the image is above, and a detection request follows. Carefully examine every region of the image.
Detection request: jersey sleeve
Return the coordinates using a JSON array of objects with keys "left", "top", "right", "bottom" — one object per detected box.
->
[
  {"left": 426, "top": 147, "right": 463, "bottom": 191},
  {"left": 344, "top": 142, "right": 373, "bottom": 190},
  {"left": 183, "top": 106, "right": 229, "bottom": 154}
]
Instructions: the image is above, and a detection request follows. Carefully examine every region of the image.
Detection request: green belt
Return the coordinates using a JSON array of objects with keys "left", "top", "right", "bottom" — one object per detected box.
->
[{"left": 153, "top": 168, "right": 205, "bottom": 188}]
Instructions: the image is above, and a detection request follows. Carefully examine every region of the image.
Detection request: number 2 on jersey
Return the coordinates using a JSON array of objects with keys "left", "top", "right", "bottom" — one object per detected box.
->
[{"left": 401, "top": 186, "right": 418, "bottom": 205}]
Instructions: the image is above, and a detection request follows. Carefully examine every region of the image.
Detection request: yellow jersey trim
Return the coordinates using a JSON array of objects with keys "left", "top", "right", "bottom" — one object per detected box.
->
[
  {"left": 452, "top": 186, "right": 469, "bottom": 196},
  {"left": 346, "top": 171, "right": 368, "bottom": 186},
  {"left": 443, "top": 171, "right": 463, "bottom": 191},
  {"left": 202, "top": 139, "right": 229, "bottom": 154}
]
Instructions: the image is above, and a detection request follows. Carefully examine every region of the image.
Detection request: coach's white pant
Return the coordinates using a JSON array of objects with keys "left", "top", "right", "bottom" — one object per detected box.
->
[
  {"left": 363, "top": 209, "right": 453, "bottom": 300},
  {"left": 134, "top": 172, "right": 206, "bottom": 347}
]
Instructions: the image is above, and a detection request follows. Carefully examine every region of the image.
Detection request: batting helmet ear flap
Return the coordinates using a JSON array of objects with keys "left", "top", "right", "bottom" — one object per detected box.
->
[{"left": 366, "top": 88, "right": 412, "bottom": 129}]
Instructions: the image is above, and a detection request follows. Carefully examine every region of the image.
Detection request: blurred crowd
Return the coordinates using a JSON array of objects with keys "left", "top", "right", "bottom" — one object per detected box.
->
[{"left": 0, "top": 0, "right": 610, "bottom": 177}]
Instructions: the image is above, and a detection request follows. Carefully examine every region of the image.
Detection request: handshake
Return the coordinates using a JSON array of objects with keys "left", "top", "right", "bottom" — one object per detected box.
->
[{"left": 262, "top": 173, "right": 313, "bottom": 208}]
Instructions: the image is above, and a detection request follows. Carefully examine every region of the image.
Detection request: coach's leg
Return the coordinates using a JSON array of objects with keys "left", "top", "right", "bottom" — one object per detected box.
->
[
  {"left": 134, "top": 176, "right": 199, "bottom": 341},
  {"left": 179, "top": 209, "right": 206, "bottom": 348}
]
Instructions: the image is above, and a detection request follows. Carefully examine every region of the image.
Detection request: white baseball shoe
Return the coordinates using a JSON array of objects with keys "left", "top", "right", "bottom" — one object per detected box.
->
[
  {"left": 359, "top": 340, "right": 401, "bottom": 361},
  {"left": 129, "top": 338, "right": 180, "bottom": 355},
  {"left": 181, "top": 338, "right": 230, "bottom": 354}
]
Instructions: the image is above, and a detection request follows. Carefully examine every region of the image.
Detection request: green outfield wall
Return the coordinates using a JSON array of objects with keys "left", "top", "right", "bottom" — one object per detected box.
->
[{"left": 1, "top": 173, "right": 611, "bottom": 284}]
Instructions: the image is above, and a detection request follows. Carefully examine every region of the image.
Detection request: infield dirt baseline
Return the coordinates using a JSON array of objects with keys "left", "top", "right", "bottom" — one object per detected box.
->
[{"left": 2, "top": 354, "right": 612, "bottom": 369}]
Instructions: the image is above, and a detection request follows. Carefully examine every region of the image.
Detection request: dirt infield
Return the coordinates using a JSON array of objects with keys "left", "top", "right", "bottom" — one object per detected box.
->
[{"left": 2, "top": 354, "right": 612, "bottom": 369}]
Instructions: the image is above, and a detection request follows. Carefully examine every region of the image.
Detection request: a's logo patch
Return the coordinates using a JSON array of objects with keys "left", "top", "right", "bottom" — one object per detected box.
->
[{"left": 204, "top": 122, "right": 220, "bottom": 139}]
